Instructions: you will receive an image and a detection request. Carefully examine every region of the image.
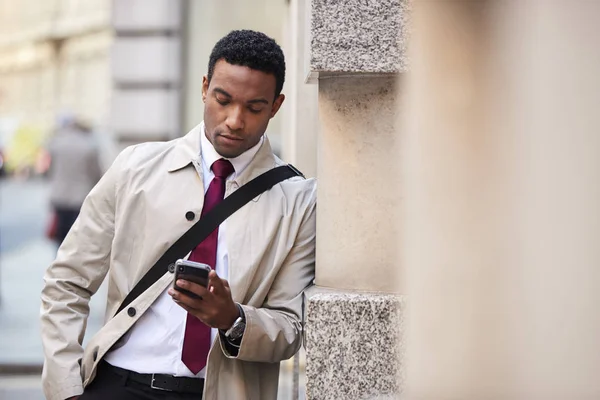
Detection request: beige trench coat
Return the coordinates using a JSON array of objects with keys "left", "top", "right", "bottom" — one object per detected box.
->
[{"left": 40, "top": 124, "right": 317, "bottom": 400}]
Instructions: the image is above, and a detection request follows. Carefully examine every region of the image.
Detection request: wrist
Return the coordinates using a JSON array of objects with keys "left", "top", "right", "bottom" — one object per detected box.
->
[
  {"left": 222, "top": 303, "right": 241, "bottom": 330},
  {"left": 221, "top": 303, "right": 246, "bottom": 344}
]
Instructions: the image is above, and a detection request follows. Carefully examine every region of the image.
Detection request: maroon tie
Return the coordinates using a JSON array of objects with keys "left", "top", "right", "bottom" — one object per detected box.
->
[{"left": 181, "top": 158, "right": 234, "bottom": 374}]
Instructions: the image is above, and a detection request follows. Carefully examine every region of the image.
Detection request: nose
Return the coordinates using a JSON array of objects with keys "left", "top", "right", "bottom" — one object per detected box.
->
[{"left": 225, "top": 105, "right": 245, "bottom": 131}]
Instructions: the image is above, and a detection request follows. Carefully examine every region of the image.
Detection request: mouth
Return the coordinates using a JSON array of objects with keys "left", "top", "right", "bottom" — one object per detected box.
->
[
  {"left": 219, "top": 134, "right": 242, "bottom": 141},
  {"left": 217, "top": 133, "right": 244, "bottom": 145}
]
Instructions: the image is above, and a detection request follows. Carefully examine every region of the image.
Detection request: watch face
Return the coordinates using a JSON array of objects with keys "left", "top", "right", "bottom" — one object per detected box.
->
[{"left": 229, "top": 321, "right": 245, "bottom": 340}]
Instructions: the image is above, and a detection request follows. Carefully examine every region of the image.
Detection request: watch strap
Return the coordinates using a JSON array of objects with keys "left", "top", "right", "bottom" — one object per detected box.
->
[{"left": 235, "top": 303, "right": 246, "bottom": 322}]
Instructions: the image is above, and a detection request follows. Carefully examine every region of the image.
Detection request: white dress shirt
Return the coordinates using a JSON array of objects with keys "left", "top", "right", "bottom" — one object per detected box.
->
[{"left": 104, "top": 122, "right": 263, "bottom": 377}]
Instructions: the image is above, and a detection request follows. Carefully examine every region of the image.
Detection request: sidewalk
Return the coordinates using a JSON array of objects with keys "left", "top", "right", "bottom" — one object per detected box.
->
[
  {"left": 0, "top": 236, "right": 107, "bottom": 399},
  {"left": 0, "top": 237, "right": 107, "bottom": 368}
]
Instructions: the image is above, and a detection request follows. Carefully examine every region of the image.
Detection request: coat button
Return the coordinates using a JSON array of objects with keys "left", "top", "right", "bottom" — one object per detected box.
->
[
  {"left": 185, "top": 211, "right": 195, "bottom": 221},
  {"left": 127, "top": 307, "right": 136, "bottom": 317}
]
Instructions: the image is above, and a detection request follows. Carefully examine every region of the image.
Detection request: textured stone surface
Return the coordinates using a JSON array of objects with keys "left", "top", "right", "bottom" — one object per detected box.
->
[
  {"left": 316, "top": 76, "right": 401, "bottom": 292},
  {"left": 309, "top": 0, "right": 410, "bottom": 75},
  {"left": 304, "top": 287, "right": 405, "bottom": 400}
]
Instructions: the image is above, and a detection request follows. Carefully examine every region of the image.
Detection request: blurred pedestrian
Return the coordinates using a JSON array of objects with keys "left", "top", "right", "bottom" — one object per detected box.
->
[
  {"left": 41, "top": 30, "right": 316, "bottom": 400},
  {"left": 46, "top": 115, "right": 103, "bottom": 245}
]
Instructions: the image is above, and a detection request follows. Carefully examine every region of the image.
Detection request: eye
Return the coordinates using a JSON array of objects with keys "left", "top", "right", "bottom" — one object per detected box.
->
[
  {"left": 216, "top": 97, "right": 229, "bottom": 106},
  {"left": 248, "top": 107, "right": 263, "bottom": 114}
]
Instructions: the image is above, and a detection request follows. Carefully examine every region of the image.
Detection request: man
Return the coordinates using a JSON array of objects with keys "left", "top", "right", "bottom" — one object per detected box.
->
[
  {"left": 46, "top": 116, "right": 103, "bottom": 245},
  {"left": 41, "top": 30, "right": 317, "bottom": 400}
]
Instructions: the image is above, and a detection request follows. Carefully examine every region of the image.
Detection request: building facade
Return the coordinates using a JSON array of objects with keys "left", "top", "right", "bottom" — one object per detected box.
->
[{"left": 0, "top": 0, "right": 112, "bottom": 131}]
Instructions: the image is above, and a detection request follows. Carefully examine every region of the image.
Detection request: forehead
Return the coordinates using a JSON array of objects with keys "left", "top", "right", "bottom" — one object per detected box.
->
[{"left": 210, "top": 60, "right": 276, "bottom": 100}]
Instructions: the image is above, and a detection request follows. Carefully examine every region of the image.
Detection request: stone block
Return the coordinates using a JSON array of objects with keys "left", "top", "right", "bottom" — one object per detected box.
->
[
  {"left": 112, "top": 0, "right": 181, "bottom": 31},
  {"left": 308, "top": 0, "right": 410, "bottom": 77},
  {"left": 112, "top": 37, "right": 181, "bottom": 83},
  {"left": 304, "top": 287, "right": 405, "bottom": 399}
]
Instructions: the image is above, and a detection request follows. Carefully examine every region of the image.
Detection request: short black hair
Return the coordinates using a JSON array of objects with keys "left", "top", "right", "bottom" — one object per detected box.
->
[{"left": 207, "top": 30, "right": 286, "bottom": 98}]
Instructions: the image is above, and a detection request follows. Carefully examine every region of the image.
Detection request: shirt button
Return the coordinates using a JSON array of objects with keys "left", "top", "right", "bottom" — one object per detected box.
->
[
  {"left": 185, "top": 211, "right": 195, "bottom": 221},
  {"left": 127, "top": 307, "right": 136, "bottom": 317}
]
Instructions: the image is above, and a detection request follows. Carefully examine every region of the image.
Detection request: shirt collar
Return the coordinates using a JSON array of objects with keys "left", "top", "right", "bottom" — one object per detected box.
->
[{"left": 199, "top": 121, "right": 264, "bottom": 178}]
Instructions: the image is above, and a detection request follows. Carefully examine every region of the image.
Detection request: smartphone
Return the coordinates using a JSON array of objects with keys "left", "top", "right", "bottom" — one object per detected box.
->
[{"left": 173, "top": 259, "right": 211, "bottom": 299}]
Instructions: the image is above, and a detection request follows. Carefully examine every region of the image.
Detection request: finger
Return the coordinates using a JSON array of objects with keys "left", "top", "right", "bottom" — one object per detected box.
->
[
  {"left": 171, "top": 298, "right": 208, "bottom": 322},
  {"left": 213, "top": 278, "right": 231, "bottom": 296},
  {"left": 177, "top": 279, "right": 212, "bottom": 300},
  {"left": 168, "top": 288, "right": 205, "bottom": 314},
  {"left": 208, "top": 271, "right": 227, "bottom": 295}
]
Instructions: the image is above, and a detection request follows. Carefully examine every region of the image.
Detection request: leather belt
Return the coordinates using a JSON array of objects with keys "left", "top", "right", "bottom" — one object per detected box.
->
[{"left": 103, "top": 361, "right": 205, "bottom": 394}]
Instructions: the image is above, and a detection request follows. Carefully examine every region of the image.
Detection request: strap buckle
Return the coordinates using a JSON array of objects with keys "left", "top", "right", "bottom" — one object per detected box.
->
[
  {"left": 150, "top": 374, "right": 173, "bottom": 391},
  {"left": 287, "top": 163, "right": 305, "bottom": 178}
]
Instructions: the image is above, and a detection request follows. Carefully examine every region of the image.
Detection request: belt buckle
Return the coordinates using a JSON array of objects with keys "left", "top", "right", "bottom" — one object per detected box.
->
[{"left": 150, "top": 374, "right": 173, "bottom": 392}]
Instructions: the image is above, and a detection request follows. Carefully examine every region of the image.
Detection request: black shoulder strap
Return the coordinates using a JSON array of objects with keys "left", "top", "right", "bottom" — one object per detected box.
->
[{"left": 115, "top": 164, "right": 303, "bottom": 316}]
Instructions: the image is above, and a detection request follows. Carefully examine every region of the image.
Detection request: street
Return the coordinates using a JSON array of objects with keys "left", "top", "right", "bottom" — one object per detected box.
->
[{"left": 0, "top": 177, "right": 304, "bottom": 399}]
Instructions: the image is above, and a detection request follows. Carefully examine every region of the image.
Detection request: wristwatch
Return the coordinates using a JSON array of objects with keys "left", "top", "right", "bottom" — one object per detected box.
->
[{"left": 224, "top": 303, "right": 246, "bottom": 343}]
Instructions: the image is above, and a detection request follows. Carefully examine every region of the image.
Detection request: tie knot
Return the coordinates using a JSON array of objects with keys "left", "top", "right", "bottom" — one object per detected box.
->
[{"left": 211, "top": 159, "right": 234, "bottom": 179}]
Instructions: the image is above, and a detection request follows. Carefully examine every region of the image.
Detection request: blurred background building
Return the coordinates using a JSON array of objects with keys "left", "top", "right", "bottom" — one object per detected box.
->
[
  {"left": 0, "top": 0, "right": 311, "bottom": 176},
  {"left": 0, "top": 0, "right": 112, "bottom": 175}
]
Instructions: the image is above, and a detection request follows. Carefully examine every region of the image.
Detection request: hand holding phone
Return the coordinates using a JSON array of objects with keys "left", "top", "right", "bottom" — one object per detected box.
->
[
  {"left": 169, "top": 261, "right": 240, "bottom": 329},
  {"left": 173, "top": 259, "right": 211, "bottom": 300}
]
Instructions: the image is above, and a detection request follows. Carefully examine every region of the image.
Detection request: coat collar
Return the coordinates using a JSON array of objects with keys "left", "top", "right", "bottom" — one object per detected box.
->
[
  {"left": 166, "top": 124, "right": 202, "bottom": 173},
  {"left": 166, "top": 123, "right": 279, "bottom": 186}
]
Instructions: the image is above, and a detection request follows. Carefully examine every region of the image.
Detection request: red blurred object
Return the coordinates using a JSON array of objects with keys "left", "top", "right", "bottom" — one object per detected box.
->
[{"left": 46, "top": 211, "right": 58, "bottom": 241}]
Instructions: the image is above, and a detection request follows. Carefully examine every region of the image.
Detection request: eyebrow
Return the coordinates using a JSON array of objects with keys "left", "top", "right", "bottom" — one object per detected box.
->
[{"left": 214, "top": 87, "right": 269, "bottom": 105}]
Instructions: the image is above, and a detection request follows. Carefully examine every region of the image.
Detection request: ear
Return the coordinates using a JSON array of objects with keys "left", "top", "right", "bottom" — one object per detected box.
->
[
  {"left": 202, "top": 76, "right": 209, "bottom": 102},
  {"left": 270, "top": 94, "right": 285, "bottom": 118}
]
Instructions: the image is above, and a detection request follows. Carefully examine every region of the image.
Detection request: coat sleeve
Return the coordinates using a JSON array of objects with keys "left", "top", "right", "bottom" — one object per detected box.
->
[
  {"left": 40, "top": 148, "right": 129, "bottom": 400},
  {"left": 220, "top": 180, "right": 317, "bottom": 363}
]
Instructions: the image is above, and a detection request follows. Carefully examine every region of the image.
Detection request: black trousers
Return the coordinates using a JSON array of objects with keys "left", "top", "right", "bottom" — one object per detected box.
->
[
  {"left": 79, "top": 363, "right": 202, "bottom": 400},
  {"left": 54, "top": 206, "right": 80, "bottom": 244}
]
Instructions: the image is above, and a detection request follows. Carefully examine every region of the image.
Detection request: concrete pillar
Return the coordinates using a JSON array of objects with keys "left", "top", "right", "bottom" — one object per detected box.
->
[
  {"left": 110, "top": 0, "right": 184, "bottom": 148},
  {"left": 402, "top": 1, "right": 600, "bottom": 399},
  {"left": 303, "top": 1, "right": 409, "bottom": 399}
]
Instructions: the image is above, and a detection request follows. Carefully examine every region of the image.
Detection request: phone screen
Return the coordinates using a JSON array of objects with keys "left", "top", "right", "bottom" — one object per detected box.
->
[{"left": 173, "top": 262, "right": 210, "bottom": 299}]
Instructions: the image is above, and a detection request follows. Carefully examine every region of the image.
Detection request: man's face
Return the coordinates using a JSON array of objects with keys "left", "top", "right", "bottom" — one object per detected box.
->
[{"left": 202, "top": 60, "right": 285, "bottom": 158}]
